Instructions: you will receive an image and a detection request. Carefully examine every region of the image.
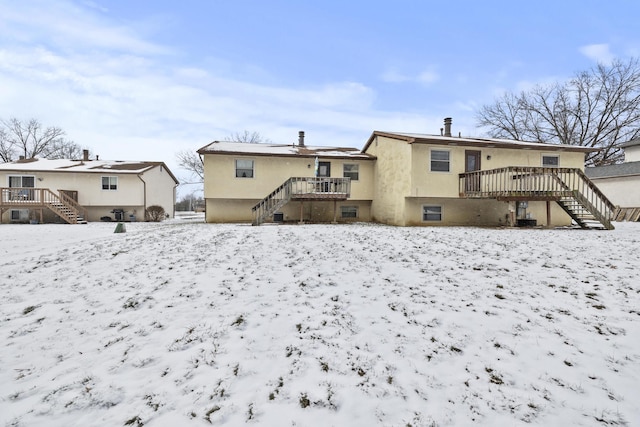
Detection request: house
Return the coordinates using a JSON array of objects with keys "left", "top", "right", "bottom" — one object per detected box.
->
[
  {"left": 585, "top": 139, "right": 640, "bottom": 221},
  {"left": 198, "top": 132, "right": 375, "bottom": 224},
  {"left": 198, "top": 120, "right": 615, "bottom": 229},
  {"left": 0, "top": 151, "right": 178, "bottom": 224}
]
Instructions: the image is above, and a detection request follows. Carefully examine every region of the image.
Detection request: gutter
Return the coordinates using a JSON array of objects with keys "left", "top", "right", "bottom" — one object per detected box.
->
[{"left": 137, "top": 173, "right": 147, "bottom": 216}]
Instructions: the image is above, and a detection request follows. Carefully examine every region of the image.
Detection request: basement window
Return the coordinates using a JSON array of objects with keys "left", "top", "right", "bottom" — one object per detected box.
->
[
  {"left": 430, "top": 150, "right": 450, "bottom": 172},
  {"left": 102, "top": 176, "right": 118, "bottom": 190},
  {"left": 235, "top": 159, "right": 254, "bottom": 178},
  {"left": 422, "top": 205, "right": 442, "bottom": 222},
  {"left": 341, "top": 206, "right": 358, "bottom": 218}
]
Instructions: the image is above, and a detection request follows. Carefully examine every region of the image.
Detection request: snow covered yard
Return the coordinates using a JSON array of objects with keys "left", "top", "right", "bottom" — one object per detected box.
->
[{"left": 1, "top": 221, "right": 639, "bottom": 427}]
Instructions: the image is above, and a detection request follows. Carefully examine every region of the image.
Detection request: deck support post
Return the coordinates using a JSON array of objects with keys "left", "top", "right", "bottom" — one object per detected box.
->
[
  {"left": 508, "top": 201, "right": 516, "bottom": 227},
  {"left": 546, "top": 201, "right": 551, "bottom": 228},
  {"left": 299, "top": 201, "right": 304, "bottom": 224},
  {"left": 332, "top": 200, "right": 338, "bottom": 224}
]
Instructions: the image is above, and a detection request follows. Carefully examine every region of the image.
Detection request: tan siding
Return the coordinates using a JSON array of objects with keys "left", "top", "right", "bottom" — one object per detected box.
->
[{"left": 366, "top": 136, "right": 411, "bottom": 225}]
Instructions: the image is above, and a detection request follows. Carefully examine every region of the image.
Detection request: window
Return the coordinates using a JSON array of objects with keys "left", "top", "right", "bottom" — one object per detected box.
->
[
  {"left": 343, "top": 164, "right": 359, "bottom": 180},
  {"left": 10, "top": 210, "right": 29, "bottom": 221},
  {"left": 235, "top": 159, "right": 254, "bottom": 178},
  {"left": 542, "top": 155, "right": 559, "bottom": 167},
  {"left": 423, "top": 205, "right": 442, "bottom": 221},
  {"left": 8, "top": 175, "right": 35, "bottom": 188},
  {"left": 341, "top": 206, "right": 358, "bottom": 218},
  {"left": 430, "top": 150, "right": 450, "bottom": 172},
  {"left": 102, "top": 176, "right": 118, "bottom": 190}
]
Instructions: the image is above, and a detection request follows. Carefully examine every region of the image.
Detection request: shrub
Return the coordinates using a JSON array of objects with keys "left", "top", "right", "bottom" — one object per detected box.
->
[{"left": 145, "top": 205, "right": 165, "bottom": 222}]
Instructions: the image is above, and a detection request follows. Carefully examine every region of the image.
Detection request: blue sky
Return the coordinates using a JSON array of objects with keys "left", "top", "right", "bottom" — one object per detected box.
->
[{"left": 1, "top": 0, "right": 639, "bottom": 188}]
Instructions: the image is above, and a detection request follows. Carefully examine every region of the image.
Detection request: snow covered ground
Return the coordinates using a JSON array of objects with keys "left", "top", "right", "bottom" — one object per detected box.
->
[{"left": 1, "top": 220, "right": 639, "bottom": 426}]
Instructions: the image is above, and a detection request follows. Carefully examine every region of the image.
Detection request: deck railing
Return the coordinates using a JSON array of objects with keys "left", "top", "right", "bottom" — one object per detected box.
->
[
  {"left": 252, "top": 177, "right": 351, "bottom": 225},
  {"left": 1, "top": 187, "right": 87, "bottom": 224},
  {"left": 459, "top": 167, "right": 616, "bottom": 228}
]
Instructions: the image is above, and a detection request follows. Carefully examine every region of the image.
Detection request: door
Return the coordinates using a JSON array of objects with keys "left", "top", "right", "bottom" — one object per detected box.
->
[
  {"left": 8, "top": 175, "right": 35, "bottom": 200},
  {"left": 465, "top": 150, "right": 481, "bottom": 192},
  {"left": 317, "top": 162, "right": 331, "bottom": 177}
]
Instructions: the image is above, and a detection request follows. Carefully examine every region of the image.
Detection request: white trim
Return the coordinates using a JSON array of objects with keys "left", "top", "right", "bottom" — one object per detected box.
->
[
  {"left": 422, "top": 205, "right": 443, "bottom": 222},
  {"left": 429, "top": 149, "right": 451, "bottom": 173},
  {"left": 235, "top": 158, "right": 255, "bottom": 179}
]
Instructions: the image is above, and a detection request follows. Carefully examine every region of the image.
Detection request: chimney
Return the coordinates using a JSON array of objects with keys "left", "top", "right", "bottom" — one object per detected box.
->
[
  {"left": 443, "top": 117, "right": 452, "bottom": 137},
  {"left": 83, "top": 149, "right": 89, "bottom": 161},
  {"left": 298, "top": 131, "right": 305, "bottom": 147},
  {"left": 19, "top": 155, "right": 25, "bottom": 161}
]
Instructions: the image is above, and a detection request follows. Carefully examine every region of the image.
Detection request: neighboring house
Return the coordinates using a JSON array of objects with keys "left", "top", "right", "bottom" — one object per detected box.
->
[
  {"left": 198, "top": 120, "right": 615, "bottom": 229},
  {"left": 0, "top": 151, "right": 178, "bottom": 224},
  {"left": 585, "top": 139, "right": 640, "bottom": 221}
]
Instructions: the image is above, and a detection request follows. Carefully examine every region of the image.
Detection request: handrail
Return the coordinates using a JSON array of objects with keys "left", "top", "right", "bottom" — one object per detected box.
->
[
  {"left": 0, "top": 187, "right": 86, "bottom": 224},
  {"left": 458, "top": 167, "right": 616, "bottom": 229},
  {"left": 252, "top": 177, "right": 351, "bottom": 225},
  {"left": 58, "top": 189, "right": 88, "bottom": 221}
]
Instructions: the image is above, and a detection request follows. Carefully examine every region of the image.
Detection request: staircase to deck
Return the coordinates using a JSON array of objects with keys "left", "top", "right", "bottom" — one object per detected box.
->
[
  {"left": 1, "top": 187, "right": 88, "bottom": 224},
  {"left": 459, "top": 167, "right": 616, "bottom": 230},
  {"left": 252, "top": 177, "right": 351, "bottom": 225}
]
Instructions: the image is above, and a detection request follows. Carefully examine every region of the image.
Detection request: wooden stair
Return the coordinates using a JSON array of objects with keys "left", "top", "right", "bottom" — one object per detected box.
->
[
  {"left": 252, "top": 177, "right": 351, "bottom": 225},
  {"left": 459, "top": 167, "right": 616, "bottom": 230},
  {"left": 1, "top": 187, "right": 88, "bottom": 224}
]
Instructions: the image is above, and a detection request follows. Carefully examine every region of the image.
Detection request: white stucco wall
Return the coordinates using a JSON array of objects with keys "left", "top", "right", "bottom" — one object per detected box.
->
[{"left": 589, "top": 175, "right": 640, "bottom": 207}]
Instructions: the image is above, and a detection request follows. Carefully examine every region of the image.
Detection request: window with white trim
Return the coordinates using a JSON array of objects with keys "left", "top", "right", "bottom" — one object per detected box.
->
[
  {"left": 422, "top": 205, "right": 442, "bottom": 221},
  {"left": 102, "top": 176, "right": 118, "bottom": 190},
  {"left": 343, "top": 164, "right": 359, "bottom": 180},
  {"left": 8, "top": 175, "right": 35, "bottom": 188},
  {"left": 430, "top": 150, "right": 450, "bottom": 172},
  {"left": 341, "top": 206, "right": 358, "bottom": 218},
  {"left": 235, "top": 159, "right": 254, "bottom": 178},
  {"left": 542, "top": 154, "right": 559, "bottom": 167}
]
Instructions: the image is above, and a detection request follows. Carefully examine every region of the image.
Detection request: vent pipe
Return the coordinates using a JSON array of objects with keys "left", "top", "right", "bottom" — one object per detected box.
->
[
  {"left": 443, "top": 117, "right": 452, "bottom": 137},
  {"left": 298, "top": 131, "right": 305, "bottom": 147}
]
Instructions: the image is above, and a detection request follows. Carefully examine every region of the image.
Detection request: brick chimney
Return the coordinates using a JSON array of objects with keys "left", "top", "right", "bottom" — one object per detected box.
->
[
  {"left": 298, "top": 131, "right": 305, "bottom": 147},
  {"left": 443, "top": 117, "right": 452, "bottom": 137}
]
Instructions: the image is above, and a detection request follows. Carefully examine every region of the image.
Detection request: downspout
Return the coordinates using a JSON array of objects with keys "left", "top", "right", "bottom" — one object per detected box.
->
[{"left": 137, "top": 173, "right": 147, "bottom": 218}]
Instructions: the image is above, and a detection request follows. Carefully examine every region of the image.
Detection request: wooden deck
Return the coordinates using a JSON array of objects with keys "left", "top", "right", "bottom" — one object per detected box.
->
[
  {"left": 1, "top": 187, "right": 87, "bottom": 224},
  {"left": 458, "top": 167, "right": 616, "bottom": 229},
  {"left": 252, "top": 177, "right": 351, "bottom": 225}
]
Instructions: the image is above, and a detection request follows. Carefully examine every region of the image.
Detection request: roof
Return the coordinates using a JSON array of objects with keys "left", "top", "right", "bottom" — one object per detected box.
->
[
  {"left": 197, "top": 141, "right": 376, "bottom": 160},
  {"left": 0, "top": 158, "right": 179, "bottom": 184},
  {"left": 621, "top": 138, "right": 640, "bottom": 148},
  {"left": 362, "top": 131, "right": 600, "bottom": 153},
  {"left": 585, "top": 161, "right": 640, "bottom": 179}
]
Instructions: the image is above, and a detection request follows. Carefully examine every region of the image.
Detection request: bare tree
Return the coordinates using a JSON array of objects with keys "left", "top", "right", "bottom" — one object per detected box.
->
[
  {"left": 176, "top": 149, "right": 204, "bottom": 181},
  {"left": 177, "top": 131, "right": 269, "bottom": 181},
  {"left": 228, "top": 130, "right": 269, "bottom": 144},
  {"left": 476, "top": 58, "right": 640, "bottom": 166},
  {"left": 0, "top": 128, "right": 12, "bottom": 162},
  {"left": 1, "top": 118, "right": 66, "bottom": 160},
  {"left": 41, "top": 139, "right": 89, "bottom": 160}
]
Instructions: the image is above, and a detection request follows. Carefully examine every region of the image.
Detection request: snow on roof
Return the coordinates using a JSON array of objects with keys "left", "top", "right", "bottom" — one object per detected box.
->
[
  {"left": 368, "top": 131, "right": 598, "bottom": 152},
  {"left": 197, "top": 141, "right": 375, "bottom": 159},
  {"left": 0, "top": 158, "right": 169, "bottom": 174}
]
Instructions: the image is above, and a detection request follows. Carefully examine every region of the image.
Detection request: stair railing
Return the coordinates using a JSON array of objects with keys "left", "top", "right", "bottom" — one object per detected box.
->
[{"left": 459, "top": 167, "right": 616, "bottom": 229}]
